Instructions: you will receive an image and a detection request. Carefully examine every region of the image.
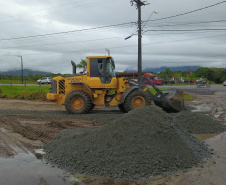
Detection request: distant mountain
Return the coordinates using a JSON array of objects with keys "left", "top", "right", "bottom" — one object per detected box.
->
[
  {"left": 126, "top": 66, "right": 200, "bottom": 73},
  {"left": 0, "top": 69, "right": 53, "bottom": 76}
]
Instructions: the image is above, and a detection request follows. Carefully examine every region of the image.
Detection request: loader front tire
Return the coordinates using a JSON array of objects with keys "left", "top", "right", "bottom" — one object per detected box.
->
[
  {"left": 124, "top": 90, "right": 150, "bottom": 113},
  {"left": 118, "top": 103, "right": 127, "bottom": 113},
  {"left": 65, "top": 90, "right": 92, "bottom": 114}
]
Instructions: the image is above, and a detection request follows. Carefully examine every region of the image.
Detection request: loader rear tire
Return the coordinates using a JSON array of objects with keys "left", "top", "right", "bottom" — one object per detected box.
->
[
  {"left": 124, "top": 90, "right": 151, "bottom": 113},
  {"left": 65, "top": 90, "right": 92, "bottom": 114},
  {"left": 90, "top": 103, "right": 95, "bottom": 111}
]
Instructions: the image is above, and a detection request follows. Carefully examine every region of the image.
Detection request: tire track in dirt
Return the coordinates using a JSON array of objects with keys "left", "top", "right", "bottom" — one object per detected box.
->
[{"left": 0, "top": 116, "right": 105, "bottom": 158}]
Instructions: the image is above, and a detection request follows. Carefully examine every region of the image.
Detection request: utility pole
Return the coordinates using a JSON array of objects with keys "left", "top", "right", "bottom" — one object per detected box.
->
[
  {"left": 17, "top": 55, "right": 23, "bottom": 84},
  {"left": 130, "top": 0, "right": 146, "bottom": 82}
]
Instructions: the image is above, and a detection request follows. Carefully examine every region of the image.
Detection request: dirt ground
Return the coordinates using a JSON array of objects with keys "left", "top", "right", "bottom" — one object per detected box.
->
[
  {"left": 0, "top": 100, "right": 105, "bottom": 158},
  {"left": 0, "top": 90, "right": 226, "bottom": 184}
]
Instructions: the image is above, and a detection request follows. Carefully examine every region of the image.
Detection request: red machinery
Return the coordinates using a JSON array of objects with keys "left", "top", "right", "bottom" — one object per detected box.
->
[
  {"left": 185, "top": 70, "right": 194, "bottom": 84},
  {"left": 144, "top": 73, "right": 163, "bottom": 85}
]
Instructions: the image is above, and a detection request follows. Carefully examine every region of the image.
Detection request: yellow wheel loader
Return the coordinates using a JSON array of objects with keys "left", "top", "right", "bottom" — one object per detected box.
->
[{"left": 47, "top": 56, "right": 185, "bottom": 114}]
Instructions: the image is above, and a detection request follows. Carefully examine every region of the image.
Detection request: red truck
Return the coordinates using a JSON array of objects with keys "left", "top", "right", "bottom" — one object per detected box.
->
[{"left": 144, "top": 73, "right": 163, "bottom": 85}]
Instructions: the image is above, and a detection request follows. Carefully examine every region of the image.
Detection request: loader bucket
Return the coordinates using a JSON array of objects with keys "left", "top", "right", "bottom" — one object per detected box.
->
[{"left": 155, "top": 89, "right": 186, "bottom": 112}]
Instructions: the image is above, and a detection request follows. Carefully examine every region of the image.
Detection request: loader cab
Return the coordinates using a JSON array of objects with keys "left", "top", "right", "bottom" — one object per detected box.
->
[{"left": 88, "top": 56, "right": 116, "bottom": 84}]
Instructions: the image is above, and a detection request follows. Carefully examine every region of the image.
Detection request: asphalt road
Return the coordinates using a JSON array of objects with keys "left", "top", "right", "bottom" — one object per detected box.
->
[{"left": 161, "top": 85, "right": 226, "bottom": 95}]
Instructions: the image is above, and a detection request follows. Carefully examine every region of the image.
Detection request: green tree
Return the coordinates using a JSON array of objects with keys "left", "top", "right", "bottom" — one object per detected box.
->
[
  {"left": 163, "top": 68, "right": 173, "bottom": 79},
  {"left": 195, "top": 67, "right": 214, "bottom": 80},
  {"left": 212, "top": 68, "right": 222, "bottom": 83},
  {"left": 76, "top": 59, "right": 87, "bottom": 72},
  {"left": 220, "top": 69, "right": 226, "bottom": 82}
]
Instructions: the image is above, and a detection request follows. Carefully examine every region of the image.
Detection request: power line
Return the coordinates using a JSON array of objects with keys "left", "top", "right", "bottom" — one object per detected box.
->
[
  {"left": 145, "top": 1, "right": 226, "bottom": 22},
  {"left": 0, "top": 36, "right": 123, "bottom": 50},
  {"left": 144, "top": 19, "right": 226, "bottom": 28},
  {"left": 144, "top": 29, "right": 226, "bottom": 32},
  {"left": 1, "top": 1, "right": 225, "bottom": 42},
  {"left": 1, "top": 19, "right": 224, "bottom": 47},
  {"left": 0, "top": 24, "right": 134, "bottom": 45},
  {"left": 1, "top": 32, "right": 226, "bottom": 57},
  {"left": 3, "top": 28, "right": 222, "bottom": 50},
  {"left": 0, "top": 22, "right": 135, "bottom": 41}
]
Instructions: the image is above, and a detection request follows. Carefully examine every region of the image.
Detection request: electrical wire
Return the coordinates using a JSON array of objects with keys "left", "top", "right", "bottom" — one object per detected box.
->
[
  {"left": 143, "top": 19, "right": 226, "bottom": 28},
  {"left": 0, "top": 22, "right": 135, "bottom": 41},
  {"left": 1, "top": 32, "right": 226, "bottom": 57},
  {"left": 0, "top": 36, "right": 123, "bottom": 50},
  {"left": 1, "top": 1, "right": 225, "bottom": 43},
  {"left": 144, "top": 1, "right": 226, "bottom": 23},
  {"left": 144, "top": 29, "right": 226, "bottom": 32}
]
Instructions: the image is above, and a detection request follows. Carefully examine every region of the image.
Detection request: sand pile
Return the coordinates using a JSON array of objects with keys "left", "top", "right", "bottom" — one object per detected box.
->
[
  {"left": 44, "top": 106, "right": 210, "bottom": 179},
  {"left": 172, "top": 111, "right": 226, "bottom": 134}
]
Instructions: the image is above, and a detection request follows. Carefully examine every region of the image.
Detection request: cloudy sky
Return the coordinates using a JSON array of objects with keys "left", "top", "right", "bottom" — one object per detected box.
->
[{"left": 0, "top": 0, "right": 226, "bottom": 74}]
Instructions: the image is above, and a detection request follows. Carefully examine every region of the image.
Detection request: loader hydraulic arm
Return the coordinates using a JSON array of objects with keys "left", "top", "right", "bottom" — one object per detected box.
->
[
  {"left": 128, "top": 76, "right": 185, "bottom": 112},
  {"left": 128, "top": 76, "right": 162, "bottom": 101}
]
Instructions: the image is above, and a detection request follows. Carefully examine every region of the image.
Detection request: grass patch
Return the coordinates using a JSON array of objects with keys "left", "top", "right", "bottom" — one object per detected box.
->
[
  {"left": 149, "top": 88, "right": 167, "bottom": 95},
  {"left": 0, "top": 80, "right": 36, "bottom": 84},
  {"left": 184, "top": 92, "right": 196, "bottom": 101},
  {"left": 0, "top": 85, "right": 51, "bottom": 100}
]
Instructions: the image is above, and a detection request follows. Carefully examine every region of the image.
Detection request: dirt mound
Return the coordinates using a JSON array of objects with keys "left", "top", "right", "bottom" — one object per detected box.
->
[
  {"left": 172, "top": 111, "right": 226, "bottom": 134},
  {"left": 44, "top": 106, "right": 210, "bottom": 179}
]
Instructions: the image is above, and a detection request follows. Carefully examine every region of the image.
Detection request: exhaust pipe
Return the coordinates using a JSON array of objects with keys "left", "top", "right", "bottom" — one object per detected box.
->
[{"left": 71, "top": 60, "right": 76, "bottom": 75}]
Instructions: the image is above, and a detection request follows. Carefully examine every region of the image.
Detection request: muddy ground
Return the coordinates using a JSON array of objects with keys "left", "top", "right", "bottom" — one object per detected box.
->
[{"left": 0, "top": 87, "right": 226, "bottom": 184}]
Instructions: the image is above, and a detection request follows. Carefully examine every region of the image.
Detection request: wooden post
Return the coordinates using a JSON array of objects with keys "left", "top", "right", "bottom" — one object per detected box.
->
[
  {"left": 25, "top": 82, "right": 27, "bottom": 92},
  {"left": 11, "top": 83, "right": 13, "bottom": 97}
]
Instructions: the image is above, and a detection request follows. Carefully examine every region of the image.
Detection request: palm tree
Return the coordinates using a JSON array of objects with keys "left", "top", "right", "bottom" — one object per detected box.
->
[{"left": 76, "top": 59, "right": 87, "bottom": 72}]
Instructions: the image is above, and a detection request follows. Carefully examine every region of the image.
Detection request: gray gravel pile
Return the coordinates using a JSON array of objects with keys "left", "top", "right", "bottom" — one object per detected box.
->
[
  {"left": 44, "top": 106, "right": 210, "bottom": 179},
  {"left": 172, "top": 111, "right": 226, "bottom": 134}
]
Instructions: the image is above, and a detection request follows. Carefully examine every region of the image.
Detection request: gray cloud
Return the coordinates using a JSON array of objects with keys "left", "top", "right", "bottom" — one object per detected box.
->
[{"left": 0, "top": 0, "right": 226, "bottom": 74}]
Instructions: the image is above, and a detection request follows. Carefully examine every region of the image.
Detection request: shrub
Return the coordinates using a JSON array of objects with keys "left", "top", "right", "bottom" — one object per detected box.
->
[{"left": 14, "top": 91, "right": 47, "bottom": 100}]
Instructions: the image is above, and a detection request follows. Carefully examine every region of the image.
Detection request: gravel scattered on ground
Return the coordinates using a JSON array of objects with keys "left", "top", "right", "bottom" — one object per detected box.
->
[
  {"left": 172, "top": 111, "right": 226, "bottom": 134},
  {"left": 44, "top": 106, "right": 211, "bottom": 179},
  {"left": 0, "top": 107, "right": 123, "bottom": 122}
]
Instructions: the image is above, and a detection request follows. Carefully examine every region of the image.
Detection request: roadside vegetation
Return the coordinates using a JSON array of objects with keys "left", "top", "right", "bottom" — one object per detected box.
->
[
  {"left": 145, "top": 67, "right": 226, "bottom": 84},
  {"left": 0, "top": 85, "right": 50, "bottom": 100},
  {"left": 183, "top": 93, "right": 196, "bottom": 101},
  {"left": 0, "top": 72, "right": 68, "bottom": 84}
]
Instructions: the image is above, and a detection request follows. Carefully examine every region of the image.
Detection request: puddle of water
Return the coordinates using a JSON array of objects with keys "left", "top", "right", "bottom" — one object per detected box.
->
[
  {"left": 18, "top": 120, "right": 50, "bottom": 125},
  {"left": 0, "top": 152, "right": 76, "bottom": 185},
  {"left": 193, "top": 134, "right": 218, "bottom": 141},
  {"left": 191, "top": 104, "right": 211, "bottom": 113}
]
